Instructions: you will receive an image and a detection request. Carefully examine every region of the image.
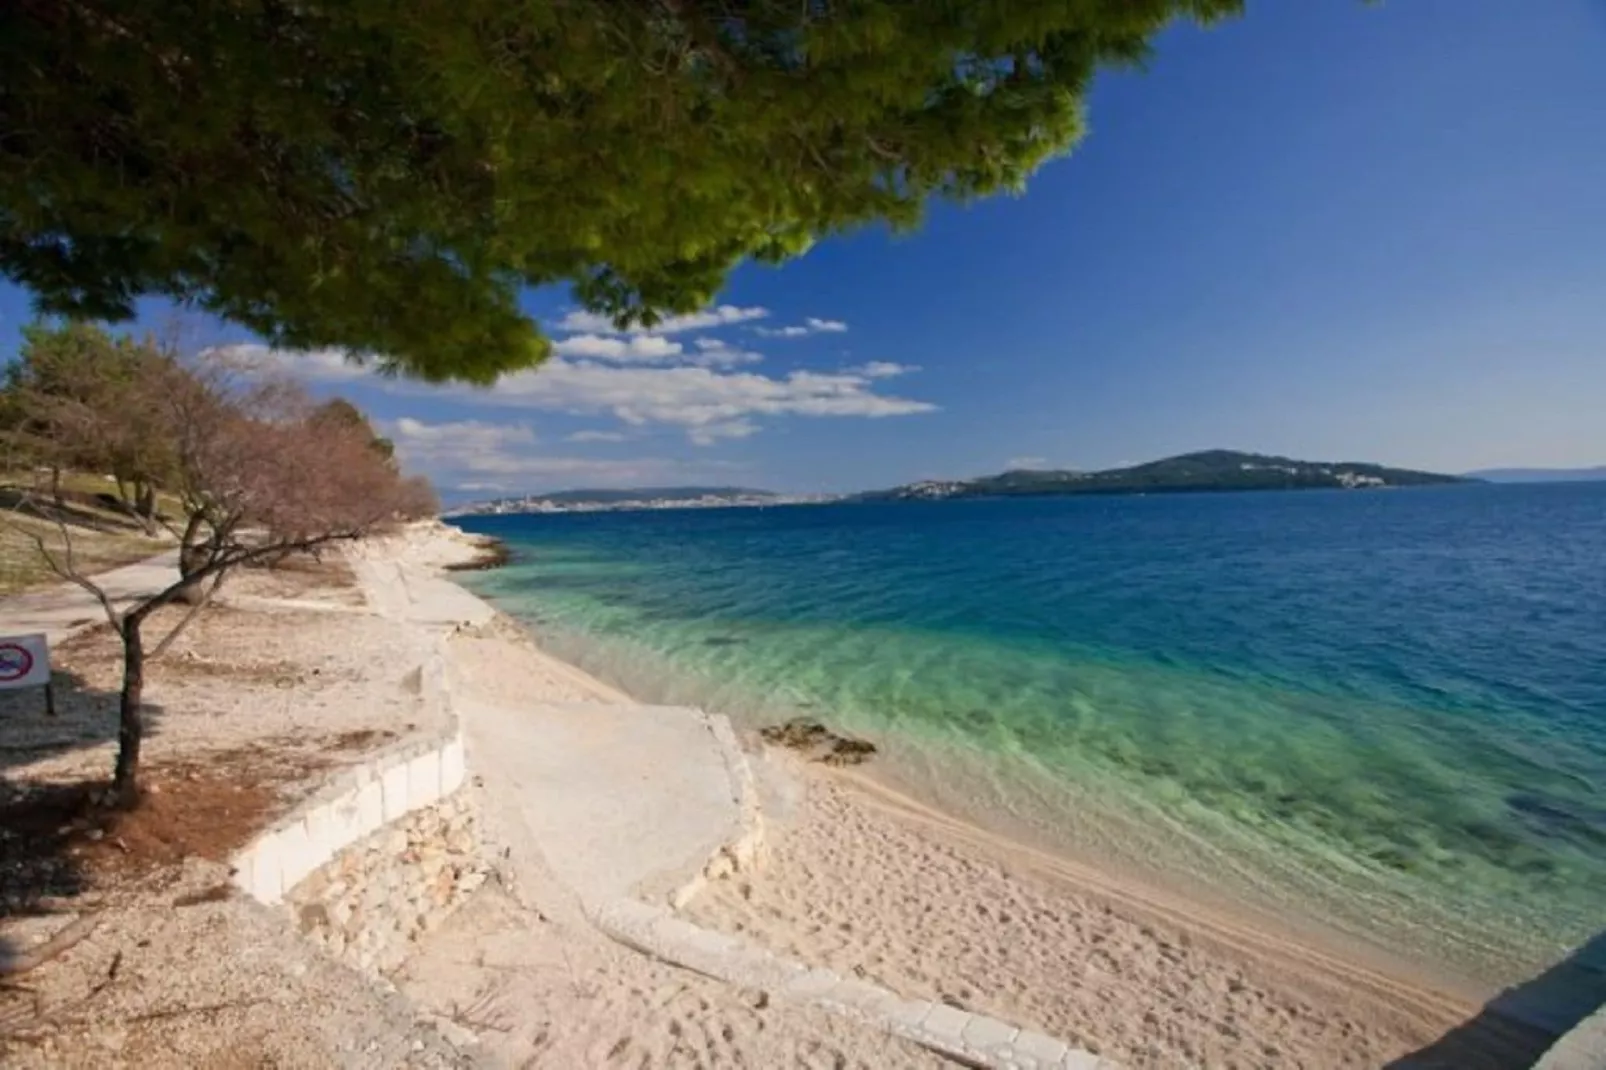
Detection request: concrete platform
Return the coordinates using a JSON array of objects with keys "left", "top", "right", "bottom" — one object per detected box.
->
[{"left": 458, "top": 696, "right": 755, "bottom": 906}]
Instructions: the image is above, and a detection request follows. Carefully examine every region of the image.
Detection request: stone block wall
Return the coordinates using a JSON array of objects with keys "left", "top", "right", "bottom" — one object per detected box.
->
[
  {"left": 229, "top": 649, "right": 466, "bottom": 905},
  {"left": 286, "top": 789, "right": 489, "bottom": 975},
  {"left": 229, "top": 729, "right": 468, "bottom": 904},
  {"left": 227, "top": 649, "right": 486, "bottom": 977}
]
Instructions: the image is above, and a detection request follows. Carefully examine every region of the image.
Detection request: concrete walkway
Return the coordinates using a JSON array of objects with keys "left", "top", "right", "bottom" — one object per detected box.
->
[
  {"left": 349, "top": 555, "right": 495, "bottom": 630},
  {"left": 0, "top": 551, "right": 178, "bottom": 644}
]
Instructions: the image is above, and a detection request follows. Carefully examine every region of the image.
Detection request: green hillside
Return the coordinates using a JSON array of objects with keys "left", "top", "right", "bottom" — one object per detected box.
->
[{"left": 866, "top": 450, "right": 1470, "bottom": 501}]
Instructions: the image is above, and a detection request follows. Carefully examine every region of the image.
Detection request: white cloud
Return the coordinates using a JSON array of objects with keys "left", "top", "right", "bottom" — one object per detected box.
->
[
  {"left": 567, "top": 430, "right": 630, "bottom": 443},
  {"left": 551, "top": 334, "right": 685, "bottom": 362},
  {"left": 688, "top": 420, "right": 759, "bottom": 447},
  {"left": 217, "top": 343, "right": 937, "bottom": 445},
  {"left": 851, "top": 361, "right": 918, "bottom": 379},
  {"left": 471, "top": 359, "right": 937, "bottom": 439},
  {"left": 1006, "top": 456, "right": 1049, "bottom": 470},
  {"left": 755, "top": 316, "right": 850, "bottom": 338},
  {"left": 555, "top": 304, "right": 769, "bottom": 336},
  {"left": 389, "top": 417, "right": 538, "bottom": 465},
  {"left": 384, "top": 417, "right": 701, "bottom": 491},
  {"left": 690, "top": 337, "right": 764, "bottom": 366},
  {"left": 206, "top": 343, "right": 371, "bottom": 382}
]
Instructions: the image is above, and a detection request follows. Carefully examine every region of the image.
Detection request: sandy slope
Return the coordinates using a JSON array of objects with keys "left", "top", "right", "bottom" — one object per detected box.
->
[{"left": 687, "top": 756, "right": 1501, "bottom": 1069}]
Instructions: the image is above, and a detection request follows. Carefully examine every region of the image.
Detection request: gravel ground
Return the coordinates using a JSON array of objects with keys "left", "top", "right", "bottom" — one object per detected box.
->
[
  {"left": 1, "top": 550, "right": 476, "bottom": 1068},
  {"left": 1, "top": 556, "right": 442, "bottom": 788},
  {"left": 2, "top": 859, "right": 482, "bottom": 1068}
]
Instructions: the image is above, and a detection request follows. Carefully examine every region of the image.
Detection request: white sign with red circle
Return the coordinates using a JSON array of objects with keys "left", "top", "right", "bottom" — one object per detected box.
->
[{"left": 0, "top": 633, "right": 50, "bottom": 689}]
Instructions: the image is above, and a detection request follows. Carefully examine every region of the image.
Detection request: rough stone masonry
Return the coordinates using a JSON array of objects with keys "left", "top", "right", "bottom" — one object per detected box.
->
[{"left": 287, "top": 791, "right": 489, "bottom": 977}]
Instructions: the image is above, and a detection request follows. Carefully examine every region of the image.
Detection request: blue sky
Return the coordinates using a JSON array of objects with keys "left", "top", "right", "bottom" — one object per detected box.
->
[{"left": 3, "top": 0, "right": 1604, "bottom": 498}]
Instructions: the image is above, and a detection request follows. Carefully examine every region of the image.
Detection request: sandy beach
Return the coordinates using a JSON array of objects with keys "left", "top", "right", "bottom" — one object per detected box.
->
[
  {"left": 384, "top": 521, "right": 1514, "bottom": 1069},
  {"left": 1, "top": 521, "right": 1550, "bottom": 1068}
]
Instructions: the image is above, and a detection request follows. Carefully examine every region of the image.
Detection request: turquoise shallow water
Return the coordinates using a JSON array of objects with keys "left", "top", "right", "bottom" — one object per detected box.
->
[{"left": 454, "top": 484, "right": 1606, "bottom": 982}]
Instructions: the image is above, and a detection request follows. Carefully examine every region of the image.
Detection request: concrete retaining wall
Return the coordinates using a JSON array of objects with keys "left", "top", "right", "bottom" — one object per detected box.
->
[{"left": 229, "top": 652, "right": 467, "bottom": 906}]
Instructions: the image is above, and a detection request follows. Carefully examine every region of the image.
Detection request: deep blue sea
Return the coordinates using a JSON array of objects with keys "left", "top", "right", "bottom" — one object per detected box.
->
[{"left": 454, "top": 483, "right": 1606, "bottom": 982}]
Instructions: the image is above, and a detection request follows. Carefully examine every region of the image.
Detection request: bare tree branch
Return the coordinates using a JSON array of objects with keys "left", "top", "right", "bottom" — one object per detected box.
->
[{"left": 148, "top": 568, "right": 227, "bottom": 660}]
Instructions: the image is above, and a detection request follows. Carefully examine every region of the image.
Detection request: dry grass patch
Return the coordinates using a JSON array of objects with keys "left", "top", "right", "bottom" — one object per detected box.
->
[
  {"left": 0, "top": 472, "right": 176, "bottom": 595},
  {"left": 0, "top": 514, "right": 168, "bottom": 596}
]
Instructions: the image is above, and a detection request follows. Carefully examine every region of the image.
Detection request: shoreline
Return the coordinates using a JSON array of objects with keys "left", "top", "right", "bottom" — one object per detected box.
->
[
  {"left": 6, "top": 520, "right": 1545, "bottom": 1067},
  {"left": 440, "top": 533, "right": 512, "bottom": 572},
  {"left": 434, "top": 524, "right": 1514, "bottom": 1067},
  {"left": 448, "top": 570, "right": 1515, "bottom": 997},
  {"left": 520, "top": 607, "right": 1495, "bottom": 1005}
]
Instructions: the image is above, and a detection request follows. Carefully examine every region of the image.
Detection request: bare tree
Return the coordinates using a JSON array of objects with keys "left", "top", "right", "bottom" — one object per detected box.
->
[{"left": 4, "top": 339, "right": 434, "bottom": 806}]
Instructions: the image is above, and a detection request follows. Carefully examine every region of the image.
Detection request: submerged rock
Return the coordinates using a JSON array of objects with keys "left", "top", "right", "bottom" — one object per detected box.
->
[{"left": 759, "top": 718, "right": 878, "bottom": 766}]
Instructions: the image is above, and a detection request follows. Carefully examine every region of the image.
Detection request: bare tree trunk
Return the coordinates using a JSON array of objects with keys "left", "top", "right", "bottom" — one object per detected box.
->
[
  {"left": 175, "top": 513, "right": 210, "bottom": 605},
  {"left": 134, "top": 479, "right": 157, "bottom": 535},
  {"left": 112, "top": 614, "right": 146, "bottom": 808}
]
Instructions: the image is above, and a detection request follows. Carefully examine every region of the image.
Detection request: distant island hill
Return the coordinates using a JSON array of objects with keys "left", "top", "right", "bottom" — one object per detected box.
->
[{"left": 449, "top": 450, "right": 1487, "bottom": 516}]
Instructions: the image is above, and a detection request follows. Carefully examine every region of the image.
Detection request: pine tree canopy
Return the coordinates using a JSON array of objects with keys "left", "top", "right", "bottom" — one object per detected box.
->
[{"left": 1, "top": 1, "right": 1242, "bottom": 382}]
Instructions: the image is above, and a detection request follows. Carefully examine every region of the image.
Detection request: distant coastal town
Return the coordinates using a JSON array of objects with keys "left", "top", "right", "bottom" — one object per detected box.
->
[
  {"left": 447, "top": 449, "right": 1469, "bottom": 516},
  {"left": 448, "top": 488, "right": 828, "bottom": 516}
]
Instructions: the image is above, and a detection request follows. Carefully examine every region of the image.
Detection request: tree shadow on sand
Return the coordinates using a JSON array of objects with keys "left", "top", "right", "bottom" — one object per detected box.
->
[
  {"left": 1387, "top": 931, "right": 1606, "bottom": 1069},
  {"left": 0, "top": 654, "right": 168, "bottom": 976}
]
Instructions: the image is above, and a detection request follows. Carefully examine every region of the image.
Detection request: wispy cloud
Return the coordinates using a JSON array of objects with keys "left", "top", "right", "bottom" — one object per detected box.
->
[
  {"left": 1006, "top": 456, "right": 1049, "bottom": 470},
  {"left": 688, "top": 419, "right": 759, "bottom": 446},
  {"left": 555, "top": 304, "right": 770, "bottom": 336},
  {"left": 207, "top": 344, "right": 371, "bottom": 381},
  {"left": 566, "top": 429, "right": 630, "bottom": 443},
  {"left": 850, "top": 361, "right": 918, "bottom": 379},
  {"left": 471, "top": 360, "right": 936, "bottom": 442},
  {"left": 690, "top": 337, "right": 765, "bottom": 366},
  {"left": 755, "top": 316, "right": 850, "bottom": 338},
  {"left": 388, "top": 417, "right": 536, "bottom": 463},
  {"left": 384, "top": 417, "right": 719, "bottom": 493}
]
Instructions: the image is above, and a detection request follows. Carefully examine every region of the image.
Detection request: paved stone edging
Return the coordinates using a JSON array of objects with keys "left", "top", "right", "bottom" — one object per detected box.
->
[
  {"left": 592, "top": 898, "right": 1115, "bottom": 1070},
  {"left": 668, "top": 711, "right": 767, "bottom": 910},
  {"left": 229, "top": 652, "right": 466, "bottom": 905}
]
